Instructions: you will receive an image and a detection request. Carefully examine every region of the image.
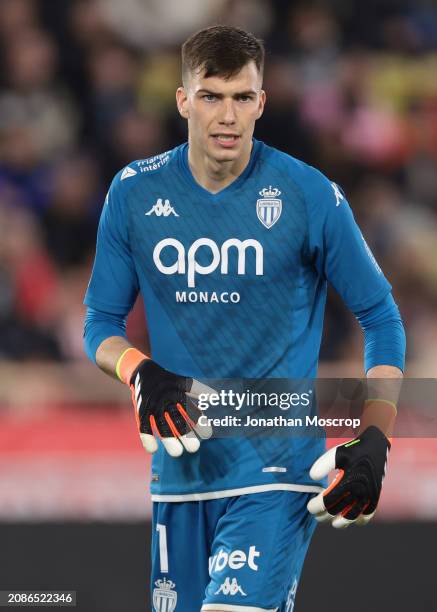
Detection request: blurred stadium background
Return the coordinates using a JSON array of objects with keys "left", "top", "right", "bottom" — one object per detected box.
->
[{"left": 0, "top": 0, "right": 436, "bottom": 610}]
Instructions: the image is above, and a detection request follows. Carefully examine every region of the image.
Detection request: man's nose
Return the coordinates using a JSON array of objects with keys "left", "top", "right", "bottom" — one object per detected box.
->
[{"left": 219, "top": 100, "right": 236, "bottom": 124}]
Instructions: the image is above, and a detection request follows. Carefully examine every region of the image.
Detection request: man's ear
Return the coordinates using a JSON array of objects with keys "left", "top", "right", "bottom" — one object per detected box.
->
[
  {"left": 256, "top": 90, "right": 266, "bottom": 120},
  {"left": 176, "top": 87, "right": 189, "bottom": 119}
]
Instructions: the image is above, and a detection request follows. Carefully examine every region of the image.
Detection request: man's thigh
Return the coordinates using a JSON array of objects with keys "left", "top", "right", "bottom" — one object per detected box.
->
[
  {"left": 151, "top": 491, "right": 316, "bottom": 612},
  {"left": 151, "top": 497, "right": 228, "bottom": 611},
  {"left": 201, "top": 491, "right": 316, "bottom": 612}
]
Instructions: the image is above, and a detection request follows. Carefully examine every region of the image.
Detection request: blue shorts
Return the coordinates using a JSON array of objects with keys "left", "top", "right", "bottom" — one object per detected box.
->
[{"left": 151, "top": 490, "right": 317, "bottom": 611}]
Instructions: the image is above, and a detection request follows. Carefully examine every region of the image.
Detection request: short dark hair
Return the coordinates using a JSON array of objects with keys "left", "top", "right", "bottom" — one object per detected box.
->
[{"left": 181, "top": 25, "right": 265, "bottom": 84}]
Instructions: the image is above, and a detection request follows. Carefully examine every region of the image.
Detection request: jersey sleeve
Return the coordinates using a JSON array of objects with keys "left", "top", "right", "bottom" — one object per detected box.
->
[
  {"left": 306, "top": 170, "right": 391, "bottom": 311},
  {"left": 84, "top": 172, "right": 139, "bottom": 315}
]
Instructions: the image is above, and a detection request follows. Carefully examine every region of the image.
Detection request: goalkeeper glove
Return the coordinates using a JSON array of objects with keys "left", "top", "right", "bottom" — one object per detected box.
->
[
  {"left": 307, "top": 425, "right": 390, "bottom": 528},
  {"left": 117, "top": 348, "right": 212, "bottom": 457}
]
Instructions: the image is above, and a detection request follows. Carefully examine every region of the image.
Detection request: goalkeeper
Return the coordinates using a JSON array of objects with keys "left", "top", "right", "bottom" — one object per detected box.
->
[{"left": 83, "top": 25, "right": 405, "bottom": 612}]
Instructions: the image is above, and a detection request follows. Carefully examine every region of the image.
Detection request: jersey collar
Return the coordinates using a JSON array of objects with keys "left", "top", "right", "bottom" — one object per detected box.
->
[{"left": 178, "top": 139, "right": 262, "bottom": 200}]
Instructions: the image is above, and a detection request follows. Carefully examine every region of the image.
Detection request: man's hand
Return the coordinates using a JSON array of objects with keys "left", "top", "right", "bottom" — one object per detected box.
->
[
  {"left": 307, "top": 426, "right": 390, "bottom": 528},
  {"left": 130, "top": 359, "right": 213, "bottom": 457}
]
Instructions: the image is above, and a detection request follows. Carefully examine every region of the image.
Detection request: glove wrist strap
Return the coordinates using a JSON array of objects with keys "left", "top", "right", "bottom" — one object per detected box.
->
[{"left": 116, "top": 348, "right": 148, "bottom": 384}]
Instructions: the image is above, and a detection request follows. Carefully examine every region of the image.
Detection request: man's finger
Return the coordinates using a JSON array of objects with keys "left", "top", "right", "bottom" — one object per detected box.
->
[
  {"left": 309, "top": 446, "right": 337, "bottom": 480},
  {"left": 179, "top": 432, "right": 201, "bottom": 453},
  {"left": 184, "top": 398, "right": 213, "bottom": 440},
  {"left": 139, "top": 433, "right": 159, "bottom": 454},
  {"left": 324, "top": 490, "right": 354, "bottom": 516},
  {"left": 307, "top": 492, "right": 326, "bottom": 516},
  {"left": 332, "top": 514, "right": 354, "bottom": 529},
  {"left": 341, "top": 501, "right": 365, "bottom": 522},
  {"left": 187, "top": 379, "right": 217, "bottom": 400},
  {"left": 161, "top": 437, "right": 184, "bottom": 457},
  {"left": 314, "top": 510, "right": 332, "bottom": 523},
  {"left": 331, "top": 501, "right": 363, "bottom": 527},
  {"left": 356, "top": 511, "right": 375, "bottom": 526}
]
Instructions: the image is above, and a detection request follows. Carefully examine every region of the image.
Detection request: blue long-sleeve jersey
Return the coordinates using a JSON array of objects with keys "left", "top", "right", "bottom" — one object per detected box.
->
[{"left": 84, "top": 140, "right": 405, "bottom": 500}]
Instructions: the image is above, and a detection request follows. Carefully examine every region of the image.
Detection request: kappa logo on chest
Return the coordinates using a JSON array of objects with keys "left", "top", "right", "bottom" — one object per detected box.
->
[{"left": 146, "top": 198, "right": 179, "bottom": 217}]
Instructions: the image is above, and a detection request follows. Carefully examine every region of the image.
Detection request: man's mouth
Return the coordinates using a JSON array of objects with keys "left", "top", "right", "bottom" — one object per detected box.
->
[{"left": 211, "top": 134, "right": 240, "bottom": 147}]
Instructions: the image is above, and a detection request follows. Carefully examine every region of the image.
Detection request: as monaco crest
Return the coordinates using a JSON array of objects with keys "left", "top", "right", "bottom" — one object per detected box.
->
[
  {"left": 153, "top": 578, "right": 177, "bottom": 612},
  {"left": 256, "top": 186, "right": 282, "bottom": 229}
]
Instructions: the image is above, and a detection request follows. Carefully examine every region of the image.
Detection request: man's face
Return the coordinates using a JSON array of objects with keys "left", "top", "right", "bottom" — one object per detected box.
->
[{"left": 176, "top": 61, "right": 265, "bottom": 163}]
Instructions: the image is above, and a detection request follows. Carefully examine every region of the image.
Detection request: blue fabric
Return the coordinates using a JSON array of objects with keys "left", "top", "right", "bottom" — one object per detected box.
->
[
  {"left": 152, "top": 491, "right": 316, "bottom": 611},
  {"left": 83, "top": 306, "right": 127, "bottom": 363},
  {"left": 354, "top": 293, "right": 406, "bottom": 373},
  {"left": 83, "top": 140, "right": 394, "bottom": 497}
]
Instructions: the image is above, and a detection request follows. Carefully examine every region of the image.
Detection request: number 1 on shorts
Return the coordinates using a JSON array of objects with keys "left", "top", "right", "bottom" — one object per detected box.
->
[{"left": 156, "top": 523, "right": 169, "bottom": 573}]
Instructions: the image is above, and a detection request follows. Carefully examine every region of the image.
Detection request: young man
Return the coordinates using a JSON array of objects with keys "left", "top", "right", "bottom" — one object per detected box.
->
[{"left": 84, "top": 26, "right": 405, "bottom": 612}]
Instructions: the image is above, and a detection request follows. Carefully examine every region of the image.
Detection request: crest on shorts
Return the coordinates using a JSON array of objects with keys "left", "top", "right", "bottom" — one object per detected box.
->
[
  {"left": 153, "top": 578, "right": 177, "bottom": 612},
  {"left": 256, "top": 186, "right": 282, "bottom": 228}
]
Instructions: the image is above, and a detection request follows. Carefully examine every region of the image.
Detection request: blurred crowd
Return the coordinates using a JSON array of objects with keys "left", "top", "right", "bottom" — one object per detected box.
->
[{"left": 1, "top": 0, "right": 436, "bottom": 373}]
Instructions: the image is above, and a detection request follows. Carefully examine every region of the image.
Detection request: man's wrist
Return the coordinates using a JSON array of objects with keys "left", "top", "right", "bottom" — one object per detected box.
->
[
  {"left": 116, "top": 348, "right": 149, "bottom": 384},
  {"left": 359, "top": 398, "right": 397, "bottom": 439}
]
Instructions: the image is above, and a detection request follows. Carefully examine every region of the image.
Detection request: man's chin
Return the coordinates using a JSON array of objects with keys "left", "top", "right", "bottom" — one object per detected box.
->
[{"left": 208, "top": 142, "right": 241, "bottom": 162}]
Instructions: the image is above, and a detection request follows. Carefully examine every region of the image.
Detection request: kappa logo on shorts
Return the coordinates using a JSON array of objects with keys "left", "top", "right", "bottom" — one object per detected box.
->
[
  {"left": 153, "top": 578, "right": 177, "bottom": 612},
  {"left": 209, "top": 546, "right": 260, "bottom": 574},
  {"left": 215, "top": 577, "right": 247, "bottom": 597}
]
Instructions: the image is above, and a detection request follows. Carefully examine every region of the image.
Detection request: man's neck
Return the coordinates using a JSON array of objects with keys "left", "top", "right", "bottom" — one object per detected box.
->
[{"left": 187, "top": 139, "right": 252, "bottom": 194}]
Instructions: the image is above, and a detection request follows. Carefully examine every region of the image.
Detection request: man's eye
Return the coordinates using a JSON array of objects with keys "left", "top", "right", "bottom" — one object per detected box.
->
[
  {"left": 239, "top": 96, "right": 251, "bottom": 102},
  {"left": 203, "top": 94, "right": 217, "bottom": 102}
]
